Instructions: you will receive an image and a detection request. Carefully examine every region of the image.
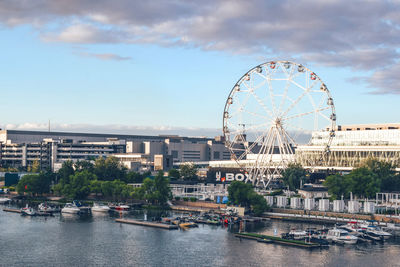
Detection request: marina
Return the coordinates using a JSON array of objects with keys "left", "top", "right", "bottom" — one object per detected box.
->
[{"left": 2, "top": 206, "right": 400, "bottom": 266}]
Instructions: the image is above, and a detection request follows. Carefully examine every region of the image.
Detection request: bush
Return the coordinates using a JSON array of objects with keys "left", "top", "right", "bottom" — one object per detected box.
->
[
  {"left": 268, "top": 189, "right": 283, "bottom": 196},
  {"left": 190, "top": 197, "right": 197, "bottom": 202},
  {"left": 7, "top": 186, "right": 15, "bottom": 191},
  {"left": 183, "top": 197, "right": 189, "bottom": 201},
  {"left": 174, "top": 196, "right": 181, "bottom": 201}
]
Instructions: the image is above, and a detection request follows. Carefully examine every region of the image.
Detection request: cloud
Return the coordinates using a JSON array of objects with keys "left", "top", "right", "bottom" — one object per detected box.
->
[
  {"left": 2, "top": 122, "right": 222, "bottom": 138},
  {"left": 1, "top": 1, "right": 400, "bottom": 93}
]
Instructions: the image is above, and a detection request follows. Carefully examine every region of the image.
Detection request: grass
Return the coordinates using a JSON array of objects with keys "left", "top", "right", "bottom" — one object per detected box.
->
[{"left": 237, "top": 232, "right": 319, "bottom": 246}]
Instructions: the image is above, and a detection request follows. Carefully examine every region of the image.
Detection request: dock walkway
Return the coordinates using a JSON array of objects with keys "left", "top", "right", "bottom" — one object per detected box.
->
[{"left": 116, "top": 219, "right": 179, "bottom": 230}]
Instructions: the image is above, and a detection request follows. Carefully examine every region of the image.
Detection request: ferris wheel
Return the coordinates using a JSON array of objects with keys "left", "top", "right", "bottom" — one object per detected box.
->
[{"left": 223, "top": 61, "right": 336, "bottom": 188}]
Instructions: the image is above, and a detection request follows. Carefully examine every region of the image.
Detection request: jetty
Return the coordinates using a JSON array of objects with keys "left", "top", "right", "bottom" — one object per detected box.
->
[
  {"left": 3, "top": 208, "right": 21, "bottom": 213},
  {"left": 116, "top": 219, "right": 179, "bottom": 230},
  {"left": 235, "top": 232, "right": 324, "bottom": 249}
]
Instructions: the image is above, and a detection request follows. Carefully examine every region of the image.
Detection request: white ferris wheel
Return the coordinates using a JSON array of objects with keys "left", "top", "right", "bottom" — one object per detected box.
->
[{"left": 223, "top": 61, "right": 336, "bottom": 188}]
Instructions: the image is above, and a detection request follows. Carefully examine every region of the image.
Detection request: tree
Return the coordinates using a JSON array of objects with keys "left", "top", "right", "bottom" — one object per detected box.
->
[
  {"left": 94, "top": 157, "right": 127, "bottom": 181},
  {"left": 362, "top": 158, "right": 398, "bottom": 192},
  {"left": 57, "top": 161, "right": 75, "bottom": 185},
  {"left": 28, "top": 160, "right": 41, "bottom": 173},
  {"left": 66, "top": 170, "right": 96, "bottom": 199},
  {"left": 126, "top": 171, "right": 145, "bottom": 183},
  {"left": 228, "top": 181, "right": 254, "bottom": 207},
  {"left": 228, "top": 181, "right": 270, "bottom": 215},
  {"left": 133, "top": 173, "right": 171, "bottom": 206},
  {"left": 90, "top": 180, "right": 102, "bottom": 196},
  {"left": 281, "top": 163, "right": 308, "bottom": 191},
  {"left": 74, "top": 160, "right": 94, "bottom": 173},
  {"left": 168, "top": 168, "right": 180, "bottom": 180},
  {"left": 16, "top": 172, "right": 54, "bottom": 196},
  {"left": 179, "top": 163, "right": 197, "bottom": 180},
  {"left": 323, "top": 174, "right": 351, "bottom": 200},
  {"left": 346, "top": 167, "right": 380, "bottom": 198}
]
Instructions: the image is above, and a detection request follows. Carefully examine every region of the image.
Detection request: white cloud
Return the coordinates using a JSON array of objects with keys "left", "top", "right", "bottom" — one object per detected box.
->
[
  {"left": 1, "top": 0, "right": 400, "bottom": 93},
  {"left": 2, "top": 122, "right": 222, "bottom": 138}
]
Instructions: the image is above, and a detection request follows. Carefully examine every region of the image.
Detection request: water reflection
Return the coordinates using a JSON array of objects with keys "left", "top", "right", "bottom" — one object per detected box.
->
[{"left": 2, "top": 204, "right": 400, "bottom": 266}]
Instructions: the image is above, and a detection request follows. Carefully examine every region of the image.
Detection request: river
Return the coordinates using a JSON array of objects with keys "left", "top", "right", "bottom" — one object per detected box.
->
[{"left": 1, "top": 206, "right": 400, "bottom": 266}]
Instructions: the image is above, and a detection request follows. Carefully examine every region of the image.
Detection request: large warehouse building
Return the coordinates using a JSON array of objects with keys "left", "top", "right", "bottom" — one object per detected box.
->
[{"left": 0, "top": 130, "right": 231, "bottom": 171}]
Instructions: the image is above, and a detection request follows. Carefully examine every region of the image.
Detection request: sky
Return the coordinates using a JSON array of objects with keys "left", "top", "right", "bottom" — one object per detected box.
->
[{"left": 1, "top": 0, "right": 400, "bottom": 137}]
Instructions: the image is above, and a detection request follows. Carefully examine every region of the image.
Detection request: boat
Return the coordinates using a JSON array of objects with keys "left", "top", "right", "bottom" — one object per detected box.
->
[
  {"left": 61, "top": 203, "right": 80, "bottom": 214},
  {"left": 38, "top": 203, "right": 58, "bottom": 213},
  {"left": 288, "top": 229, "right": 308, "bottom": 240},
  {"left": 326, "top": 228, "right": 358, "bottom": 244},
  {"left": 112, "top": 203, "right": 130, "bottom": 211},
  {"left": 0, "top": 197, "right": 11, "bottom": 204},
  {"left": 384, "top": 223, "right": 400, "bottom": 236},
  {"left": 358, "top": 221, "right": 392, "bottom": 240},
  {"left": 21, "top": 205, "right": 36, "bottom": 216},
  {"left": 92, "top": 202, "right": 110, "bottom": 212},
  {"left": 179, "top": 222, "right": 198, "bottom": 229}
]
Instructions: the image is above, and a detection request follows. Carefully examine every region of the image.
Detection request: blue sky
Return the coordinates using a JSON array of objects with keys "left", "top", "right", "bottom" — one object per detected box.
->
[{"left": 1, "top": 1, "right": 400, "bottom": 137}]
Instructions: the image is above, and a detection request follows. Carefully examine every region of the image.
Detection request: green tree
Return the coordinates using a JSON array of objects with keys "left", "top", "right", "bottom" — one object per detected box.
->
[
  {"left": 228, "top": 181, "right": 270, "bottom": 215},
  {"left": 179, "top": 163, "right": 197, "bottom": 180},
  {"left": 281, "top": 163, "right": 308, "bottom": 191},
  {"left": 346, "top": 167, "right": 380, "bottom": 198},
  {"left": 323, "top": 174, "right": 351, "bottom": 200},
  {"left": 228, "top": 181, "right": 254, "bottom": 207},
  {"left": 74, "top": 160, "right": 94, "bottom": 173},
  {"left": 16, "top": 172, "right": 54, "bottom": 196},
  {"left": 90, "top": 179, "right": 102, "bottom": 196},
  {"left": 67, "top": 170, "right": 96, "bottom": 199},
  {"left": 28, "top": 160, "right": 41, "bottom": 173},
  {"left": 125, "top": 171, "right": 145, "bottom": 183},
  {"left": 153, "top": 171, "right": 172, "bottom": 206},
  {"left": 94, "top": 157, "right": 127, "bottom": 181},
  {"left": 168, "top": 168, "right": 180, "bottom": 180},
  {"left": 57, "top": 161, "right": 75, "bottom": 185}
]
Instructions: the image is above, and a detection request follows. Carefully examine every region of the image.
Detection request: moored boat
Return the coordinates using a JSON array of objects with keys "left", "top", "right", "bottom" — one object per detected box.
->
[
  {"left": 326, "top": 228, "right": 358, "bottom": 244},
  {"left": 92, "top": 202, "right": 110, "bottom": 212},
  {"left": 0, "top": 197, "right": 11, "bottom": 204},
  {"left": 21, "top": 205, "right": 36, "bottom": 216},
  {"left": 61, "top": 203, "right": 80, "bottom": 214}
]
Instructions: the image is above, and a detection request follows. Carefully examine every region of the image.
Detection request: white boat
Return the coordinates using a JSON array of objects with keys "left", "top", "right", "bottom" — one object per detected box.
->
[
  {"left": 110, "top": 203, "right": 130, "bottom": 211},
  {"left": 288, "top": 229, "right": 308, "bottom": 240},
  {"left": 38, "top": 203, "right": 58, "bottom": 213},
  {"left": 359, "top": 221, "right": 392, "bottom": 240},
  {"left": 384, "top": 223, "right": 400, "bottom": 236},
  {"left": 326, "top": 228, "right": 358, "bottom": 244},
  {"left": 21, "top": 205, "right": 36, "bottom": 216},
  {"left": 92, "top": 203, "right": 110, "bottom": 212},
  {"left": 61, "top": 203, "right": 80, "bottom": 214},
  {"left": 0, "top": 197, "right": 11, "bottom": 204}
]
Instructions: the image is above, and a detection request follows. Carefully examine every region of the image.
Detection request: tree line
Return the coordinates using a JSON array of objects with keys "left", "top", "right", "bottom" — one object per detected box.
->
[
  {"left": 16, "top": 157, "right": 171, "bottom": 205},
  {"left": 324, "top": 159, "right": 400, "bottom": 199}
]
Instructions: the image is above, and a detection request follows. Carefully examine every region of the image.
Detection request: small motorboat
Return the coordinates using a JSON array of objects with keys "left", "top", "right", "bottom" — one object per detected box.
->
[
  {"left": 21, "top": 205, "right": 36, "bottom": 216},
  {"left": 288, "top": 229, "right": 308, "bottom": 240},
  {"left": 113, "top": 203, "right": 130, "bottom": 211},
  {"left": 326, "top": 228, "right": 358, "bottom": 244},
  {"left": 0, "top": 197, "right": 11, "bottom": 204},
  {"left": 92, "top": 202, "right": 110, "bottom": 212},
  {"left": 38, "top": 203, "right": 58, "bottom": 213},
  {"left": 61, "top": 203, "right": 80, "bottom": 214}
]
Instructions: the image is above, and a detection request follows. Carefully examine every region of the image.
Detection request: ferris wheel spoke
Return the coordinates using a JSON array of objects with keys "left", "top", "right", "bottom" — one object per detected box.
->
[
  {"left": 278, "top": 65, "right": 297, "bottom": 113},
  {"left": 242, "top": 82, "right": 274, "bottom": 117},
  {"left": 280, "top": 79, "right": 318, "bottom": 118},
  {"left": 282, "top": 106, "right": 330, "bottom": 121}
]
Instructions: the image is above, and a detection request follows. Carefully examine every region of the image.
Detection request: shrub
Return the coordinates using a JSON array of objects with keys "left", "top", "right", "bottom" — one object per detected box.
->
[
  {"left": 190, "top": 197, "right": 197, "bottom": 202},
  {"left": 174, "top": 196, "right": 181, "bottom": 201},
  {"left": 183, "top": 197, "right": 189, "bottom": 201}
]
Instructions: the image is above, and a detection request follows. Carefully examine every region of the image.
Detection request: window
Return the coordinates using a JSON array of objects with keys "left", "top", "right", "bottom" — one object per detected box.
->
[{"left": 213, "top": 151, "right": 220, "bottom": 159}]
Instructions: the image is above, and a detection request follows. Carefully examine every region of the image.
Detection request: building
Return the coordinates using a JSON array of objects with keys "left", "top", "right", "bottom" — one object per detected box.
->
[
  {"left": 0, "top": 130, "right": 230, "bottom": 171},
  {"left": 296, "top": 123, "right": 400, "bottom": 170}
]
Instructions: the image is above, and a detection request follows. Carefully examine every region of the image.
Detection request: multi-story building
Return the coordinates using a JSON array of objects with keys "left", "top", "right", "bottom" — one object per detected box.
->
[
  {"left": 296, "top": 123, "right": 400, "bottom": 170},
  {"left": 0, "top": 129, "right": 230, "bottom": 171}
]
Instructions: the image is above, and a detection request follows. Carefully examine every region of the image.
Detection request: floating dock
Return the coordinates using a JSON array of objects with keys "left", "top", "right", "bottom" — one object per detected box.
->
[
  {"left": 3, "top": 208, "right": 21, "bottom": 213},
  {"left": 235, "top": 233, "right": 324, "bottom": 249},
  {"left": 115, "top": 219, "right": 179, "bottom": 230}
]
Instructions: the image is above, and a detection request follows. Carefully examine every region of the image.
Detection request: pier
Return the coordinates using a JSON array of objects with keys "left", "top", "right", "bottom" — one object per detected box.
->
[
  {"left": 3, "top": 208, "right": 21, "bottom": 213},
  {"left": 235, "top": 233, "right": 323, "bottom": 249},
  {"left": 115, "top": 219, "right": 179, "bottom": 230}
]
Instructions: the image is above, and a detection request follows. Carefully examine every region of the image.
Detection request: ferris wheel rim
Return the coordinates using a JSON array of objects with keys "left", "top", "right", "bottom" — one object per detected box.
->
[{"left": 222, "top": 60, "right": 336, "bottom": 188}]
